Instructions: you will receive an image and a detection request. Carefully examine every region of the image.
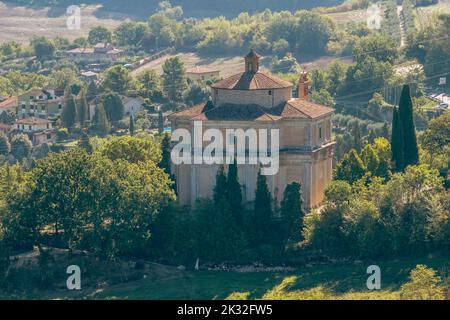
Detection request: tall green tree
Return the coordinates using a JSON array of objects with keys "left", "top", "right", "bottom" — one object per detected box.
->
[
  {"left": 249, "top": 170, "right": 273, "bottom": 245},
  {"left": 0, "top": 132, "right": 10, "bottom": 157},
  {"left": 86, "top": 81, "right": 99, "bottom": 102},
  {"left": 159, "top": 133, "right": 172, "bottom": 175},
  {"left": 226, "top": 159, "right": 243, "bottom": 223},
  {"left": 102, "top": 92, "right": 124, "bottom": 123},
  {"left": 280, "top": 182, "right": 304, "bottom": 242},
  {"left": 77, "top": 90, "right": 89, "bottom": 127},
  {"left": 129, "top": 115, "right": 135, "bottom": 136},
  {"left": 398, "top": 84, "right": 419, "bottom": 167},
  {"left": 158, "top": 109, "right": 164, "bottom": 134},
  {"left": 391, "top": 106, "right": 405, "bottom": 171},
  {"left": 213, "top": 165, "right": 227, "bottom": 205},
  {"left": 93, "top": 103, "right": 110, "bottom": 136},
  {"left": 351, "top": 121, "right": 362, "bottom": 153},
  {"left": 162, "top": 57, "right": 187, "bottom": 101}
]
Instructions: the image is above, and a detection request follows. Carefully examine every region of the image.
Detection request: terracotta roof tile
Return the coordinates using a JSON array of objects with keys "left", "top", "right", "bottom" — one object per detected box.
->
[
  {"left": 282, "top": 99, "right": 334, "bottom": 119},
  {"left": 169, "top": 99, "right": 334, "bottom": 122}
]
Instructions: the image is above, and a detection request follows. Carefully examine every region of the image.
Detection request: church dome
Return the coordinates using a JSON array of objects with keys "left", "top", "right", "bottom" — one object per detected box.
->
[{"left": 210, "top": 49, "right": 293, "bottom": 91}]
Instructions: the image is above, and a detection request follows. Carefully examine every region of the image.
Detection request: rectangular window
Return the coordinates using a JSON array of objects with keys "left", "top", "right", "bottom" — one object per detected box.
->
[
  {"left": 47, "top": 134, "right": 51, "bottom": 140},
  {"left": 319, "top": 126, "right": 322, "bottom": 140},
  {"left": 268, "top": 90, "right": 272, "bottom": 96}
]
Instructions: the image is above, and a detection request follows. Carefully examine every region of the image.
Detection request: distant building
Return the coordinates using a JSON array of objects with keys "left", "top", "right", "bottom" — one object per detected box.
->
[
  {"left": 88, "top": 95, "right": 144, "bottom": 121},
  {"left": 186, "top": 66, "right": 220, "bottom": 82},
  {"left": 65, "top": 43, "right": 123, "bottom": 62},
  {"left": 14, "top": 117, "right": 56, "bottom": 145},
  {"left": 17, "top": 88, "right": 65, "bottom": 119},
  {"left": 169, "top": 49, "right": 335, "bottom": 209}
]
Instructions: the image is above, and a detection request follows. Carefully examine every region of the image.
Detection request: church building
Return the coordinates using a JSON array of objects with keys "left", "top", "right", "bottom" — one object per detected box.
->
[{"left": 168, "top": 49, "right": 335, "bottom": 209}]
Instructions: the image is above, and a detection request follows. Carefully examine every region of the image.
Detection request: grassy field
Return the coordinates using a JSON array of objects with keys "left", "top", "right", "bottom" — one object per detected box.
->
[
  {"left": 0, "top": 3, "right": 123, "bottom": 44},
  {"left": 35, "top": 253, "right": 448, "bottom": 300}
]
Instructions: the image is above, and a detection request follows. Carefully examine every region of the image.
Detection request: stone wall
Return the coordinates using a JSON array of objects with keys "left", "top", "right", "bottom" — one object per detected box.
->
[{"left": 214, "top": 87, "right": 292, "bottom": 108}]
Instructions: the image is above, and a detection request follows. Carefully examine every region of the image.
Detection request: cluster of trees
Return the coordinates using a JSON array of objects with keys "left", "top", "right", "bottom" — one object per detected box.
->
[
  {"left": 406, "top": 13, "right": 450, "bottom": 78},
  {"left": 0, "top": 136, "right": 175, "bottom": 267},
  {"left": 77, "top": 5, "right": 354, "bottom": 58},
  {"left": 309, "top": 93, "right": 449, "bottom": 258},
  {"left": 304, "top": 163, "right": 449, "bottom": 257},
  {"left": 152, "top": 162, "right": 305, "bottom": 263}
]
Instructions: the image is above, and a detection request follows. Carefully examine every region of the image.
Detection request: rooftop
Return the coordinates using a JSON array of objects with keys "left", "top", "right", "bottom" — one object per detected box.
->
[{"left": 169, "top": 99, "right": 334, "bottom": 122}]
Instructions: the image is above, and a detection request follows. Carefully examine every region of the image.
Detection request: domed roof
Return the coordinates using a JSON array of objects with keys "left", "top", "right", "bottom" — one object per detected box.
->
[{"left": 211, "top": 49, "right": 293, "bottom": 90}]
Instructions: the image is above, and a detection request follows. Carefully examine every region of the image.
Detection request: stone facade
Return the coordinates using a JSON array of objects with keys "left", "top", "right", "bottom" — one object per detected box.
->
[{"left": 169, "top": 50, "right": 335, "bottom": 210}]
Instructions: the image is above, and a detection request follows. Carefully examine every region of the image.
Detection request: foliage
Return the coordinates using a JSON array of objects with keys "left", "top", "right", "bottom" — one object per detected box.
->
[
  {"left": 10, "top": 134, "right": 32, "bottom": 161},
  {"left": 61, "top": 92, "right": 77, "bottom": 129},
  {"left": 102, "top": 66, "right": 133, "bottom": 95},
  {"left": 162, "top": 57, "right": 187, "bottom": 101},
  {"left": 100, "top": 135, "right": 161, "bottom": 164},
  {"left": 400, "top": 265, "right": 445, "bottom": 300},
  {"left": 398, "top": 85, "right": 419, "bottom": 168},
  {"left": 101, "top": 92, "right": 124, "bottom": 123},
  {"left": 334, "top": 149, "right": 366, "bottom": 184},
  {"left": 88, "top": 26, "right": 112, "bottom": 45}
]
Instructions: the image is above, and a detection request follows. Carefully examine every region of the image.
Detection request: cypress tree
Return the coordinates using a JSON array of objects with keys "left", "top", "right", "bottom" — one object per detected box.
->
[
  {"left": 61, "top": 92, "right": 77, "bottom": 129},
  {"left": 0, "top": 132, "right": 10, "bottom": 156},
  {"left": 226, "top": 158, "right": 243, "bottom": 223},
  {"left": 86, "top": 81, "right": 99, "bottom": 102},
  {"left": 280, "top": 182, "right": 304, "bottom": 243},
  {"left": 77, "top": 90, "right": 89, "bottom": 127},
  {"left": 391, "top": 106, "right": 405, "bottom": 171},
  {"left": 381, "top": 122, "right": 390, "bottom": 139},
  {"left": 158, "top": 109, "right": 164, "bottom": 134},
  {"left": 213, "top": 165, "right": 227, "bottom": 205},
  {"left": 250, "top": 170, "right": 273, "bottom": 245},
  {"left": 129, "top": 115, "right": 135, "bottom": 136},
  {"left": 93, "top": 103, "right": 110, "bottom": 136},
  {"left": 159, "top": 133, "right": 172, "bottom": 175},
  {"left": 398, "top": 84, "right": 419, "bottom": 167},
  {"left": 351, "top": 121, "right": 362, "bottom": 153},
  {"left": 102, "top": 92, "right": 124, "bottom": 123}
]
